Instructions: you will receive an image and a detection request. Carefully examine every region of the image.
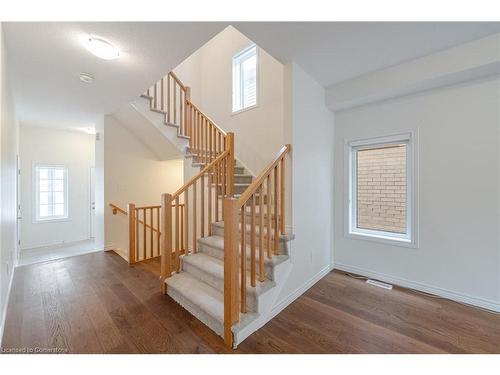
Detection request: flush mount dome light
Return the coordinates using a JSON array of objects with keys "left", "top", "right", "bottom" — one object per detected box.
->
[
  {"left": 79, "top": 72, "right": 94, "bottom": 83},
  {"left": 85, "top": 37, "right": 120, "bottom": 60}
]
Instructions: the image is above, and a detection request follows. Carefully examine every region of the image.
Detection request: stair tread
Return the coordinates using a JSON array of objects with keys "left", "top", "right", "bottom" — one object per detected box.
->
[{"left": 182, "top": 252, "right": 276, "bottom": 295}]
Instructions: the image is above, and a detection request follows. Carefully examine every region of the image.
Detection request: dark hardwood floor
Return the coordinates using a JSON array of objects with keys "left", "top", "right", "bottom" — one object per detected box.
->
[{"left": 2, "top": 251, "right": 500, "bottom": 353}]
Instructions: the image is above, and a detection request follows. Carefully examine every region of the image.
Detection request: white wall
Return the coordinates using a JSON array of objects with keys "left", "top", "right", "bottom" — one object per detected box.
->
[
  {"left": 174, "top": 25, "right": 286, "bottom": 175},
  {"left": 103, "top": 115, "right": 184, "bottom": 256},
  {"left": 272, "top": 63, "right": 334, "bottom": 312},
  {"left": 333, "top": 77, "right": 500, "bottom": 311},
  {"left": 19, "top": 125, "right": 95, "bottom": 249},
  {"left": 0, "top": 22, "right": 19, "bottom": 341}
]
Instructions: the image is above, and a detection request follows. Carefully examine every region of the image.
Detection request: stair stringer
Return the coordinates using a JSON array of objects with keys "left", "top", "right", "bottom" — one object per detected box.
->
[{"left": 130, "top": 98, "right": 189, "bottom": 153}]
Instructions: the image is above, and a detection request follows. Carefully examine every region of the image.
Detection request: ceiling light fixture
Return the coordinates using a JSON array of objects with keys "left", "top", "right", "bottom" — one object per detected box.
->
[
  {"left": 84, "top": 37, "right": 120, "bottom": 60},
  {"left": 79, "top": 72, "right": 94, "bottom": 83}
]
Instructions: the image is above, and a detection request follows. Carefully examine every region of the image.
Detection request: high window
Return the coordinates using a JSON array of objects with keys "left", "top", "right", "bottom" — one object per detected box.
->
[
  {"left": 232, "top": 44, "right": 257, "bottom": 113},
  {"left": 347, "top": 133, "right": 415, "bottom": 245},
  {"left": 35, "top": 165, "right": 68, "bottom": 221}
]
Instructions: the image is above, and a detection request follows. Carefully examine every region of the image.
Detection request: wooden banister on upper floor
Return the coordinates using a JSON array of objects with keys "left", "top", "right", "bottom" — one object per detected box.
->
[{"left": 222, "top": 144, "right": 291, "bottom": 347}]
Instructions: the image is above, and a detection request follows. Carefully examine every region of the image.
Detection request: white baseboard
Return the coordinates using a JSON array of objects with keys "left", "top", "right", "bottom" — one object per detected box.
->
[
  {"left": 335, "top": 262, "right": 500, "bottom": 313},
  {"left": 21, "top": 237, "right": 91, "bottom": 251},
  {"left": 268, "top": 264, "right": 332, "bottom": 320},
  {"left": 0, "top": 264, "right": 15, "bottom": 347}
]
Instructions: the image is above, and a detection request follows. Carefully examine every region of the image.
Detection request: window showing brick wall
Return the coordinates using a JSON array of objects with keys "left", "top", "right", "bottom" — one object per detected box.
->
[{"left": 356, "top": 144, "right": 407, "bottom": 234}]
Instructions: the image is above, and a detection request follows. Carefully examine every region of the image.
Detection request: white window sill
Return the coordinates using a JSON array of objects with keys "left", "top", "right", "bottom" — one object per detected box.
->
[
  {"left": 232, "top": 103, "right": 258, "bottom": 116},
  {"left": 346, "top": 229, "right": 416, "bottom": 249},
  {"left": 35, "top": 217, "right": 70, "bottom": 224}
]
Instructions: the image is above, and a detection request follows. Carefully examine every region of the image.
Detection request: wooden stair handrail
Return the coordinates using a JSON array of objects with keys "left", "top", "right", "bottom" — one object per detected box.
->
[
  {"left": 109, "top": 203, "right": 161, "bottom": 234},
  {"left": 236, "top": 144, "right": 291, "bottom": 206}
]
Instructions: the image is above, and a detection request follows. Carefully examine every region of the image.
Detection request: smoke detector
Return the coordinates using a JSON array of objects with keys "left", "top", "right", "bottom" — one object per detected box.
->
[{"left": 79, "top": 72, "right": 94, "bottom": 83}]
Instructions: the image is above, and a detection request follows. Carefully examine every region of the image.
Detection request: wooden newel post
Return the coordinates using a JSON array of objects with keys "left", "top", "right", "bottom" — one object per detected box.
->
[
  {"left": 226, "top": 132, "right": 235, "bottom": 197},
  {"left": 161, "top": 193, "right": 173, "bottom": 294},
  {"left": 223, "top": 197, "right": 239, "bottom": 348},
  {"left": 127, "top": 203, "right": 136, "bottom": 264}
]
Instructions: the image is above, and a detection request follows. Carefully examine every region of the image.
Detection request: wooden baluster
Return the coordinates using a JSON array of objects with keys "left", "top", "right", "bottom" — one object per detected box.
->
[
  {"left": 154, "top": 83, "right": 157, "bottom": 109},
  {"left": 258, "top": 185, "right": 265, "bottom": 282},
  {"left": 209, "top": 124, "right": 212, "bottom": 162},
  {"left": 204, "top": 118, "right": 208, "bottom": 165},
  {"left": 222, "top": 156, "right": 226, "bottom": 198},
  {"left": 135, "top": 208, "right": 139, "bottom": 261},
  {"left": 156, "top": 207, "right": 160, "bottom": 258},
  {"left": 184, "top": 193, "right": 189, "bottom": 256},
  {"left": 201, "top": 174, "right": 205, "bottom": 237},
  {"left": 215, "top": 160, "right": 219, "bottom": 222},
  {"left": 143, "top": 208, "right": 146, "bottom": 260},
  {"left": 240, "top": 204, "right": 247, "bottom": 313},
  {"left": 266, "top": 174, "right": 271, "bottom": 259},
  {"left": 167, "top": 75, "right": 171, "bottom": 123},
  {"left": 194, "top": 109, "right": 197, "bottom": 155},
  {"left": 185, "top": 87, "right": 191, "bottom": 138},
  {"left": 210, "top": 123, "right": 213, "bottom": 162},
  {"left": 180, "top": 204, "right": 184, "bottom": 252},
  {"left": 161, "top": 78, "right": 164, "bottom": 112},
  {"left": 193, "top": 183, "right": 197, "bottom": 253},
  {"left": 174, "top": 82, "right": 177, "bottom": 125},
  {"left": 150, "top": 208, "right": 153, "bottom": 259},
  {"left": 250, "top": 195, "right": 256, "bottom": 287},
  {"left": 217, "top": 131, "right": 221, "bottom": 156},
  {"left": 161, "top": 193, "right": 173, "bottom": 294},
  {"left": 227, "top": 133, "right": 235, "bottom": 197},
  {"left": 208, "top": 167, "right": 212, "bottom": 236},
  {"left": 274, "top": 166, "right": 279, "bottom": 256},
  {"left": 127, "top": 203, "right": 136, "bottom": 264},
  {"left": 197, "top": 112, "right": 201, "bottom": 158},
  {"left": 175, "top": 197, "right": 180, "bottom": 271},
  {"left": 223, "top": 197, "right": 239, "bottom": 348},
  {"left": 179, "top": 87, "right": 186, "bottom": 135},
  {"left": 280, "top": 158, "right": 285, "bottom": 235}
]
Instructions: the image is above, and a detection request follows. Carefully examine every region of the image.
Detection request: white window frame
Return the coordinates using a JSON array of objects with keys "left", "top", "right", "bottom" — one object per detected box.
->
[
  {"left": 345, "top": 132, "right": 418, "bottom": 248},
  {"left": 33, "top": 164, "right": 69, "bottom": 223},
  {"left": 232, "top": 44, "right": 258, "bottom": 114}
]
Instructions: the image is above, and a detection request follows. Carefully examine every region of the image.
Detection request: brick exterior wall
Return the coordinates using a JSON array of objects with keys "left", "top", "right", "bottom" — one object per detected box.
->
[{"left": 357, "top": 145, "right": 407, "bottom": 234}]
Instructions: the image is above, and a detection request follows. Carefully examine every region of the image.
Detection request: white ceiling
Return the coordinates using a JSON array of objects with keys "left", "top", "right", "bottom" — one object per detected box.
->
[
  {"left": 3, "top": 22, "right": 227, "bottom": 131},
  {"left": 4, "top": 22, "right": 500, "bottom": 132},
  {"left": 235, "top": 22, "right": 500, "bottom": 87}
]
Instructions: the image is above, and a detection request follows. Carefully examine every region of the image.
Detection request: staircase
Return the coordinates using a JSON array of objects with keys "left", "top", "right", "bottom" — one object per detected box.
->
[{"left": 115, "top": 71, "right": 292, "bottom": 348}]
